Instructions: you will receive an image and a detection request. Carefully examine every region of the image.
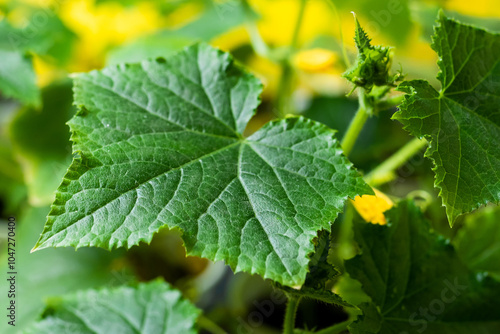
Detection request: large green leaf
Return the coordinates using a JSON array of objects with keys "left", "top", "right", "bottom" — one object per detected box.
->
[
  {"left": 345, "top": 200, "right": 500, "bottom": 333},
  {"left": 33, "top": 43, "right": 371, "bottom": 287},
  {"left": 0, "top": 206, "right": 127, "bottom": 334},
  {"left": 24, "top": 280, "right": 201, "bottom": 334},
  {"left": 393, "top": 13, "right": 500, "bottom": 224}
]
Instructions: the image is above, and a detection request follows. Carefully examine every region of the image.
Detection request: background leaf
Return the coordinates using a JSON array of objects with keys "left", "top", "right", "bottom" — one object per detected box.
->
[
  {"left": 0, "top": 206, "right": 127, "bottom": 334},
  {"left": 0, "top": 139, "right": 26, "bottom": 216},
  {"left": 24, "top": 280, "right": 201, "bottom": 334},
  {"left": 0, "top": 49, "right": 39, "bottom": 106},
  {"left": 454, "top": 206, "right": 500, "bottom": 281},
  {"left": 345, "top": 200, "right": 500, "bottom": 333},
  {"left": 9, "top": 80, "right": 74, "bottom": 205}
]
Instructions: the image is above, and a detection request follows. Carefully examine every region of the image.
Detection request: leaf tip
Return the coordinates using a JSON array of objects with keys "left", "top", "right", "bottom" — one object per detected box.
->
[
  {"left": 437, "top": 8, "right": 447, "bottom": 22},
  {"left": 30, "top": 243, "right": 41, "bottom": 253}
]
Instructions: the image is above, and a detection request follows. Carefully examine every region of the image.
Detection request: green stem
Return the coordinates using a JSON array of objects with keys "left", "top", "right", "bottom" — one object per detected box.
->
[
  {"left": 275, "top": 0, "right": 307, "bottom": 118},
  {"left": 341, "top": 89, "right": 372, "bottom": 156},
  {"left": 276, "top": 63, "right": 294, "bottom": 118},
  {"left": 283, "top": 295, "right": 301, "bottom": 334},
  {"left": 314, "top": 309, "right": 356, "bottom": 334},
  {"left": 337, "top": 202, "right": 356, "bottom": 261},
  {"left": 198, "top": 315, "right": 227, "bottom": 334},
  {"left": 315, "top": 320, "right": 352, "bottom": 334},
  {"left": 374, "top": 94, "right": 405, "bottom": 112},
  {"left": 364, "top": 137, "right": 428, "bottom": 186},
  {"left": 241, "top": 0, "right": 270, "bottom": 58},
  {"left": 290, "top": 0, "right": 307, "bottom": 50}
]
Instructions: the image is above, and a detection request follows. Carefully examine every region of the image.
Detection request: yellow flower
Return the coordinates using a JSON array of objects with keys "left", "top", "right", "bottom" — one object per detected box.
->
[
  {"left": 59, "top": 0, "right": 164, "bottom": 70},
  {"left": 293, "top": 48, "right": 348, "bottom": 95},
  {"left": 293, "top": 48, "right": 339, "bottom": 73},
  {"left": 351, "top": 188, "right": 393, "bottom": 225}
]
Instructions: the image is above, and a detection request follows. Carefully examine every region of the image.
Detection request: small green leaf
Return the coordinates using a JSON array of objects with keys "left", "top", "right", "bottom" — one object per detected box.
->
[
  {"left": 353, "top": 17, "right": 373, "bottom": 53},
  {"left": 277, "top": 231, "right": 350, "bottom": 306},
  {"left": 304, "top": 231, "right": 339, "bottom": 289},
  {"left": 343, "top": 17, "right": 401, "bottom": 94},
  {"left": 393, "top": 13, "right": 500, "bottom": 224},
  {"left": 345, "top": 200, "right": 500, "bottom": 333},
  {"left": 34, "top": 43, "right": 371, "bottom": 287},
  {"left": 24, "top": 280, "right": 201, "bottom": 334}
]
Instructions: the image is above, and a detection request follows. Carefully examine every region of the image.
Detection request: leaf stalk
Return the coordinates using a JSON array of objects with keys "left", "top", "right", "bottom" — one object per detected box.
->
[
  {"left": 283, "top": 295, "right": 301, "bottom": 334},
  {"left": 341, "top": 88, "right": 372, "bottom": 156},
  {"left": 364, "top": 137, "right": 428, "bottom": 186},
  {"left": 275, "top": 0, "right": 307, "bottom": 118}
]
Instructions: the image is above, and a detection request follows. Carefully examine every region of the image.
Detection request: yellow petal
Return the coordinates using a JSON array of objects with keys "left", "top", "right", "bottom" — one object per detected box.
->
[{"left": 351, "top": 188, "right": 393, "bottom": 225}]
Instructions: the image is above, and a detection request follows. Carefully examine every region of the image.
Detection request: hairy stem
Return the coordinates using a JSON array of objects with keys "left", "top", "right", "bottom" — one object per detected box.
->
[
  {"left": 341, "top": 89, "right": 372, "bottom": 156},
  {"left": 283, "top": 295, "right": 301, "bottom": 334},
  {"left": 364, "top": 137, "right": 428, "bottom": 186},
  {"left": 275, "top": 0, "right": 307, "bottom": 118}
]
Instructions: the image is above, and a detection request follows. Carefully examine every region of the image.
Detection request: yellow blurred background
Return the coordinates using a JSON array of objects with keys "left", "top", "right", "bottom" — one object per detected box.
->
[{"left": 1, "top": 0, "right": 499, "bottom": 96}]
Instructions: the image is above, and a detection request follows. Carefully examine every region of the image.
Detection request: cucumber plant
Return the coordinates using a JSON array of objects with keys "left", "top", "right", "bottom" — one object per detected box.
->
[{"left": 1, "top": 3, "right": 499, "bottom": 333}]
